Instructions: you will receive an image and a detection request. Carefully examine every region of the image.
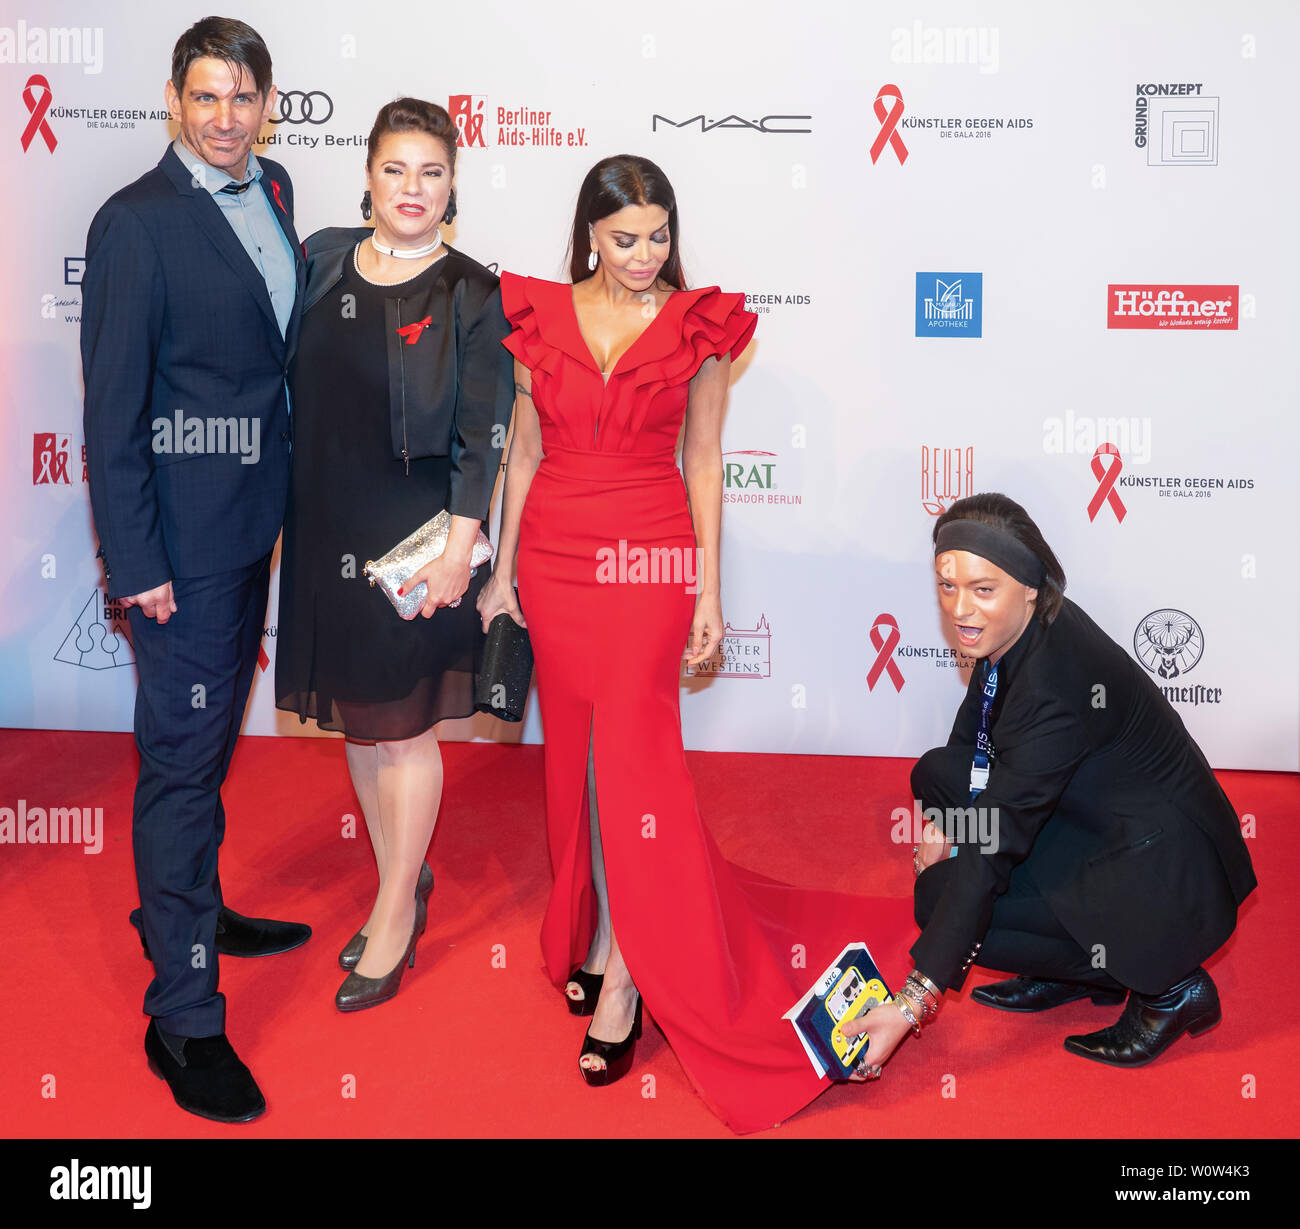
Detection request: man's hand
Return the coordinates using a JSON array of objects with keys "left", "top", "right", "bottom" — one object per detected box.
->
[{"left": 122, "top": 582, "right": 177, "bottom": 624}]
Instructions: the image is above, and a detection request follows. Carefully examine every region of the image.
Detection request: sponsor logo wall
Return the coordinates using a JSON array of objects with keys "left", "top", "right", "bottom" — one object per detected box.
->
[{"left": 3, "top": 1, "right": 1296, "bottom": 770}]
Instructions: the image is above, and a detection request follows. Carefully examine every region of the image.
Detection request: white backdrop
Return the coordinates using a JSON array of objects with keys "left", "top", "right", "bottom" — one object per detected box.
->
[{"left": 3, "top": 0, "right": 1297, "bottom": 770}]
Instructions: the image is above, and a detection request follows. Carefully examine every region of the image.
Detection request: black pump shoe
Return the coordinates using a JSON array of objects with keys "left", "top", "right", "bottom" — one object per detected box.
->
[
  {"left": 144, "top": 1020, "right": 266, "bottom": 1123},
  {"left": 1062, "top": 967, "right": 1221, "bottom": 1067},
  {"left": 565, "top": 966, "right": 605, "bottom": 1016},
  {"left": 339, "top": 863, "right": 434, "bottom": 971},
  {"left": 971, "top": 975, "right": 1126, "bottom": 1013},
  {"left": 579, "top": 993, "right": 643, "bottom": 1086},
  {"left": 334, "top": 918, "right": 422, "bottom": 1012}
]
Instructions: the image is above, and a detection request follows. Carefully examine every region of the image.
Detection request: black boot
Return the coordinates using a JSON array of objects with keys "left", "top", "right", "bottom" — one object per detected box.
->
[
  {"left": 1062, "top": 967, "right": 1221, "bottom": 1067},
  {"left": 144, "top": 1020, "right": 266, "bottom": 1123},
  {"left": 972, "top": 975, "right": 1126, "bottom": 1013}
]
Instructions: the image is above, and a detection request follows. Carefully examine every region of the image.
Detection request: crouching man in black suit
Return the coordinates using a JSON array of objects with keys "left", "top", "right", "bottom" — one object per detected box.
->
[
  {"left": 843, "top": 492, "right": 1255, "bottom": 1081},
  {"left": 81, "top": 17, "right": 311, "bottom": 1122}
]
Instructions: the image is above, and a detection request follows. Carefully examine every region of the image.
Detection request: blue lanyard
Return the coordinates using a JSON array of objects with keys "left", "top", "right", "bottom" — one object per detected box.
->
[{"left": 969, "top": 659, "right": 998, "bottom": 803}]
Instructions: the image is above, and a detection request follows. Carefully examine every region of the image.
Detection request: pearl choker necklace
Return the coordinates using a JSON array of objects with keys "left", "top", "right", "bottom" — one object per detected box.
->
[{"left": 370, "top": 231, "right": 444, "bottom": 260}]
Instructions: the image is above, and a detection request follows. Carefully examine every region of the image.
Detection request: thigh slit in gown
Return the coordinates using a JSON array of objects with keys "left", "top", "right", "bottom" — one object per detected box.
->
[{"left": 502, "top": 273, "right": 910, "bottom": 1133}]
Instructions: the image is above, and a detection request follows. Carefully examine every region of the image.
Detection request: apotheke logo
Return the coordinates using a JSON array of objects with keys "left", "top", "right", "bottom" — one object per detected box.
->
[
  {"left": 1108, "top": 284, "right": 1237, "bottom": 330},
  {"left": 916, "top": 273, "right": 982, "bottom": 337}
]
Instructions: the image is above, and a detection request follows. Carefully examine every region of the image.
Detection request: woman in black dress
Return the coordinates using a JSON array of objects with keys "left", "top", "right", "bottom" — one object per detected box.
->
[
  {"left": 842, "top": 492, "right": 1255, "bottom": 1078},
  {"left": 276, "top": 98, "right": 513, "bottom": 1010}
]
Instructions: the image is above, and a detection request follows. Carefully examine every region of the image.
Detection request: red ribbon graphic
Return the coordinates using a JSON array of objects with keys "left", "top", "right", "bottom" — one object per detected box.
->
[
  {"left": 869, "top": 84, "right": 907, "bottom": 165},
  {"left": 1087, "top": 443, "right": 1127, "bottom": 523},
  {"left": 21, "top": 75, "right": 57, "bottom": 153},
  {"left": 396, "top": 316, "right": 433, "bottom": 345},
  {"left": 867, "top": 614, "right": 905, "bottom": 692},
  {"left": 271, "top": 179, "right": 287, "bottom": 215}
]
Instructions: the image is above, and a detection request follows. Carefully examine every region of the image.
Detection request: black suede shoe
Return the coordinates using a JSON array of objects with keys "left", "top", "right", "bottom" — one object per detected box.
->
[
  {"left": 971, "top": 975, "right": 1126, "bottom": 1012},
  {"left": 141, "top": 907, "right": 311, "bottom": 960},
  {"left": 1062, "top": 967, "right": 1221, "bottom": 1067},
  {"left": 144, "top": 1020, "right": 266, "bottom": 1123}
]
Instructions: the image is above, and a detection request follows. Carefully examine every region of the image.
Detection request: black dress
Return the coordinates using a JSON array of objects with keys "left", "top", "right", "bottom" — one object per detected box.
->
[{"left": 276, "top": 238, "right": 512, "bottom": 741}]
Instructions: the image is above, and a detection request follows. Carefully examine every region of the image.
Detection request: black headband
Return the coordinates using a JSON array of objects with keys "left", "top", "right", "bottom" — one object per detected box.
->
[{"left": 934, "top": 520, "right": 1045, "bottom": 588}]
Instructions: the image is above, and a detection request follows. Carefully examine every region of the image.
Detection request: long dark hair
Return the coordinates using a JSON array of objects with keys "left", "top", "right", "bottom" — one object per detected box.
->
[
  {"left": 567, "top": 155, "right": 685, "bottom": 288},
  {"left": 933, "top": 493, "right": 1068, "bottom": 625}
]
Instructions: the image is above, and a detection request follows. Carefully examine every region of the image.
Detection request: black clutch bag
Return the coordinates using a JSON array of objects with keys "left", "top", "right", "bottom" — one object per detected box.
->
[{"left": 475, "top": 612, "right": 534, "bottom": 722}]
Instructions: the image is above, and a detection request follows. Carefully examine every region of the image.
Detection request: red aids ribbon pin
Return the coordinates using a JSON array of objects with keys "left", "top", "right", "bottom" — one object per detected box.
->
[
  {"left": 271, "top": 180, "right": 287, "bottom": 215},
  {"left": 20, "top": 75, "right": 57, "bottom": 153},
  {"left": 867, "top": 614, "right": 905, "bottom": 692},
  {"left": 1087, "top": 443, "right": 1127, "bottom": 523},
  {"left": 870, "top": 84, "right": 907, "bottom": 166},
  {"left": 396, "top": 316, "right": 433, "bottom": 345}
]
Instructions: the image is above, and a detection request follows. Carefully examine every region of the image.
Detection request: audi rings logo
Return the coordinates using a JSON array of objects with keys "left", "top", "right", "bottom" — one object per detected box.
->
[{"left": 271, "top": 90, "right": 333, "bottom": 124}]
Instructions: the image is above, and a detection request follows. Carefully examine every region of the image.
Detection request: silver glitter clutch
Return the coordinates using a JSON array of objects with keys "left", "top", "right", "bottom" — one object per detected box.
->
[{"left": 364, "top": 509, "right": 494, "bottom": 620}]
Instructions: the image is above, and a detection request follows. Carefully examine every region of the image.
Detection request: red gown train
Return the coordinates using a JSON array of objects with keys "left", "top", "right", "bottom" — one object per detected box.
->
[{"left": 500, "top": 272, "right": 910, "bottom": 1133}]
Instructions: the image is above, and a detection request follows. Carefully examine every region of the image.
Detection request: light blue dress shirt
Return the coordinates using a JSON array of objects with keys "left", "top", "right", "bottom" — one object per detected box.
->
[{"left": 172, "top": 135, "right": 296, "bottom": 338}]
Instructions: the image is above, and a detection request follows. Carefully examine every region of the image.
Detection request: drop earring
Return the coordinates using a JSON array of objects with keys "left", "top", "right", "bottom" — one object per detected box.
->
[
  {"left": 360, "top": 190, "right": 372, "bottom": 221},
  {"left": 588, "top": 249, "right": 598, "bottom": 272}
]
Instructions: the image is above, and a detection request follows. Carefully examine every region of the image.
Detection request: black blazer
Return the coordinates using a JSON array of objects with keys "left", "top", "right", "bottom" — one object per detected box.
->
[
  {"left": 299, "top": 226, "right": 512, "bottom": 523},
  {"left": 911, "top": 597, "right": 1257, "bottom": 995},
  {"left": 81, "top": 144, "right": 306, "bottom": 598}
]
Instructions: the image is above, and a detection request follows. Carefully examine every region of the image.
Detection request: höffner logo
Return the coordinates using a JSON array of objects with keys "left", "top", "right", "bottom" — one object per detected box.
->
[
  {"left": 686, "top": 615, "right": 772, "bottom": 678},
  {"left": 651, "top": 112, "right": 811, "bottom": 134},
  {"left": 916, "top": 273, "right": 982, "bottom": 337},
  {"left": 1133, "top": 82, "right": 1219, "bottom": 166},
  {"left": 0, "top": 22, "right": 103, "bottom": 72},
  {"left": 1133, "top": 608, "right": 1222, "bottom": 708},
  {"left": 449, "top": 94, "right": 589, "bottom": 148},
  {"left": 1108, "top": 284, "right": 1237, "bottom": 330}
]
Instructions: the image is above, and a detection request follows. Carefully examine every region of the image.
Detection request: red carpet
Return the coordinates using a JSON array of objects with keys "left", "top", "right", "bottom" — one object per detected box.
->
[{"left": 1, "top": 728, "right": 1294, "bottom": 1138}]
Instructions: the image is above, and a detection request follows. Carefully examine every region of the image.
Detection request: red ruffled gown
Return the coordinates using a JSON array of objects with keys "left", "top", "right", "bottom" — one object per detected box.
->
[{"left": 500, "top": 272, "right": 910, "bottom": 1133}]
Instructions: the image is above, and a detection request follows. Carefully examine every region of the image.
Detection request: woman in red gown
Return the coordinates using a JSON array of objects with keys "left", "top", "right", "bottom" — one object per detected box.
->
[{"left": 477, "top": 155, "right": 909, "bottom": 1133}]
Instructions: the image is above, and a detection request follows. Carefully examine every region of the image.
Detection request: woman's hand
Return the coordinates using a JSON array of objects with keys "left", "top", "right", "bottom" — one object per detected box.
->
[
  {"left": 685, "top": 591, "right": 723, "bottom": 668},
  {"left": 477, "top": 572, "right": 526, "bottom": 631},
  {"left": 914, "top": 820, "right": 952, "bottom": 875},
  {"left": 840, "top": 1001, "right": 913, "bottom": 1080},
  {"left": 399, "top": 554, "right": 472, "bottom": 619}
]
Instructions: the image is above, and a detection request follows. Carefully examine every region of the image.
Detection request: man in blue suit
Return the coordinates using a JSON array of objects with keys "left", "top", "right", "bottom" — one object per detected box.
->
[{"left": 82, "top": 17, "right": 310, "bottom": 1123}]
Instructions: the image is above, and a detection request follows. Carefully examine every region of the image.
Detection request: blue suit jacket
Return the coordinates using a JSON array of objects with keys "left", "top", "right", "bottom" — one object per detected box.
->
[{"left": 81, "top": 143, "right": 306, "bottom": 598}]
